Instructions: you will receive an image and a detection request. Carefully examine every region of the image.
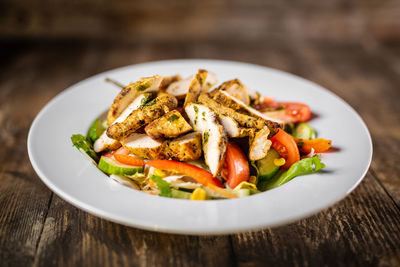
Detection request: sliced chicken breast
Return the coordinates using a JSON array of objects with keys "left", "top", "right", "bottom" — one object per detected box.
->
[
  {"left": 122, "top": 132, "right": 202, "bottom": 161},
  {"left": 185, "top": 103, "right": 227, "bottom": 176},
  {"left": 212, "top": 90, "right": 282, "bottom": 135},
  {"left": 107, "top": 93, "right": 178, "bottom": 140},
  {"left": 166, "top": 76, "right": 194, "bottom": 99},
  {"left": 166, "top": 132, "right": 202, "bottom": 161},
  {"left": 167, "top": 71, "right": 217, "bottom": 99},
  {"left": 219, "top": 115, "right": 252, "bottom": 138},
  {"left": 159, "top": 74, "right": 182, "bottom": 91},
  {"left": 248, "top": 127, "right": 272, "bottom": 161},
  {"left": 198, "top": 93, "right": 265, "bottom": 129},
  {"left": 145, "top": 110, "right": 193, "bottom": 140},
  {"left": 216, "top": 79, "right": 250, "bottom": 105},
  {"left": 202, "top": 72, "right": 218, "bottom": 92},
  {"left": 121, "top": 134, "right": 166, "bottom": 159},
  {"left": 94, "top": 93, "right": 150, "bottom": 152},
  {"left": 107, "top": 75, "right": 162, "bottom": 125},
  {"left": 183, "top": 70, "right": 208, "bottom": 106}
]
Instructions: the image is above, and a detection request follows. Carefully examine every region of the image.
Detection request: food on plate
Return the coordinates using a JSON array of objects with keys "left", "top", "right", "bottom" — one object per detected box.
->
[{"left": 71, "top": 70, "right": 333, "bottom": 200}]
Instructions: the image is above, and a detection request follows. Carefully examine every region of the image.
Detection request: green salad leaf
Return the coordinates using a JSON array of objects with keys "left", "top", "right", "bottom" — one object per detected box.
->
[
  {"left": 258, "top": 156, "right": 326, "bottom": 191},
  {"left": 150, "top": 175, "right": 172, "bottom": 197},
  {"left": 71, "top": 134, "right": 99, "bottom": 162},
  {"left": 87, "top": 119, "right": 107, "bottom": 143}
]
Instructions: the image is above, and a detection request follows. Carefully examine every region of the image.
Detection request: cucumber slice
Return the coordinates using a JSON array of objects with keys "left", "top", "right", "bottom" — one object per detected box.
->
[
  {"left": 293, "top": 122, "right": 316, "bottom": 140},
  {"left": 171, "top": 189, "right": 192, "bottom": 199},
  {"left": 235, "top": 189, "right": 250, "bottom": 198},
  {"left": 98, "top": 156, "right": 144, "bottom": 175},
  {"left": 256, "top": 148, "right": 280, "bottom": 181}
]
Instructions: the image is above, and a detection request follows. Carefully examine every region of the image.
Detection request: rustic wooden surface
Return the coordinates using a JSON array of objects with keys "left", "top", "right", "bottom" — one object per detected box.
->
[{"left": 0, "top": 39, "right": 399, "bottom": 267}]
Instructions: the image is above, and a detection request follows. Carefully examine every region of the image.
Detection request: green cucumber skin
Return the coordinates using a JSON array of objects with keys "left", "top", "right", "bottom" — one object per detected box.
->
[
  {"left": 257, "top": 148, "right": 280, "bottom": 181},
  {"left": 293, "top": 122, "right": 316, "bottom": 140},
  {"left": 236, "top": 189, "right": 251, "bottom": 198},
  {"left": 98, "top": 156, "right": 144, "bottom": 176}
]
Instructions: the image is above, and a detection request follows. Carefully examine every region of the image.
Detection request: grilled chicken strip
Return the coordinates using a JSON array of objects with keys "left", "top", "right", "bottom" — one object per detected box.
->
[
  {"left": 212, "top": 90, "right": 282, "bottom": 134},
  {"left": 183, "top": 70, "right": 208, "bottom": 106},
  {"left": 202, "top": 72, "right": 218, "bottom": 92},
  {"left": 121, "top": 134, "right": 166, "bottom": 159},
  {"left": 218, "top": 114, "right": 271, "bottom": 160},
  {"left": 167, "top": 72, "right": 218, "bottom": 99},
  {"left": 94, "top": 93, "right": 151, "bottom": 152},
  {"left": 107, "top": 75, "right": 162, "bottom": 125},
  {"left": 145, "top": 110, "right": 193, "bottom": 140},
  {"left": 219, "top": 115, "right": 252, "bottom": 138},
  {"left": 198, "top": 93, "right": 266, "bottom": 129},
  {"left": 121, "top": 132, "right": 202, "bottom": 161},
  {"left": 166, "top": 76, "right": 193, "bottom": 99},
  {"left": 248, "top": 127, "right": 272, "bottom": 161},
  {"left": 211, "top": 79, "right": 250, "bottom": 105},
  {"left": 166, "top": 132, "right": 202, "bottom": 161},
  {"left": 107, "top": 93, "right": 178, "bottom": 141},
  {"left": 160, "top": 74, "right": 182, "bottom": 91},
  {"left": 185, "top": 103, "right": 227, "bottom": 176}
]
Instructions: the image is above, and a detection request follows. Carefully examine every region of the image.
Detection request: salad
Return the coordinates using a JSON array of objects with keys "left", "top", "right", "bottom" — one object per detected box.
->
[{"left": 71, "top": 70, "right": 332, "bottom": 200}]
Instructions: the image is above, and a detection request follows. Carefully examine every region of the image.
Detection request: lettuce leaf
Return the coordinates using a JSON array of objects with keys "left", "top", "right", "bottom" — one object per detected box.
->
[
  {"left": 71, "top": 134, "right": 99, "bottom": 162},
  {"left": 87, "top": 119, "right": 107, "bottom": 143},
  {"left": 258, "top": 156, "right": 325, "bottom": 191},
  {"left": 150, "top": 175, "right": 172, "bottom": 197}
]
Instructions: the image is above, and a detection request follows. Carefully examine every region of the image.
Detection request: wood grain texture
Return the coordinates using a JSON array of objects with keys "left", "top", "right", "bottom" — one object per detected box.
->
[
  {"left": 0, "top": 0, "right": 399, "bottom": 44},
  {"left": 0, "top": 40, "right": 399, "bottom": 266},
  {"left": 232, "top": 173, "right": 400, "bottom": 267}
]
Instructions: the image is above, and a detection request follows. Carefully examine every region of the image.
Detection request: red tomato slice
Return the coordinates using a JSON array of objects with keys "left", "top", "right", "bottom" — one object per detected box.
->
[
  {"left": 225, "top": 143, "right": 250, "bottom": 189},
  {"left": 270, "top": 129, "right": 300, "bottom": 169},
  {"left": 278, "top": 102, "right": 311, "bottom": 122},
  {"left": 114, "top": 146, "right": 130, "bottom": 155},
  {"left": 260, "top": 100, "right": 311, "bottom": 123}
]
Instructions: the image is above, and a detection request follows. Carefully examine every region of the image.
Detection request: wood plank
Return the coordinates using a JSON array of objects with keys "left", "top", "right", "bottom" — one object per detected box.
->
[
  {"left": 33, "top": 194, "right": 235, "bottom": 267},
  {"left": 231, "top": 173, "right": 400, "bottom": 266},
  {"left": 0, "top": 49, "right": 54, "bottom": 267},
  {"left": 0, "top": 43, "right": 117, "bottom": 266}
]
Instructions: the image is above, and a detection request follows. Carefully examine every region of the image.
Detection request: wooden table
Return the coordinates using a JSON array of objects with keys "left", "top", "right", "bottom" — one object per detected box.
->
[{"left": 0, "top": 40, "right": 399, "bottom": 266}]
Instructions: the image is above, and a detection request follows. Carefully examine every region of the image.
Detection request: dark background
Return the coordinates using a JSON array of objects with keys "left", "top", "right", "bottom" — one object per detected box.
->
[
  {"left": 0, "top": 1, "right": 400, "bottom": 266},
  {"left": 1, "top": 0, "right": 400, "bottom": 44}
]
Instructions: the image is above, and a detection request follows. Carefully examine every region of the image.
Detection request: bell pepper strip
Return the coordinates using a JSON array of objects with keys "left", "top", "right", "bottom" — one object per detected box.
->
[
  {"left": 207, "top": 183, "right": 238, "bottom": 199},
  {"left": 146, "top": 160, "right": 223, "bottom": 187},
  {"left": 270, "top": 129, "right": 300, "bottom": 169},
  {"left": 114, "top": 154, "right": 145, "bottom": 166},
  {"left": 294, "top": 138, "right": 332, "bottom": 153}
]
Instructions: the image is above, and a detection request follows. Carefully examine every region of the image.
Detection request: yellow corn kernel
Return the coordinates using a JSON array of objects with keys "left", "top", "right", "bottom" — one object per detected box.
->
[
  {"left": 153, "top": 169, "right": 166, "bottom": 177},
  {"left": 190, "top": 188, "right": 207, "bottom": 201},
  {"left": 274, "top": 158, "right": 286, "bottom": 167}
]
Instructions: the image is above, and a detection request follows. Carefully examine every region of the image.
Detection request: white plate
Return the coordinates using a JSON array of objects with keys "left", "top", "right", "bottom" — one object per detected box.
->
[{"left": 28, "top": 59, "right": 372, "bottom": 235}]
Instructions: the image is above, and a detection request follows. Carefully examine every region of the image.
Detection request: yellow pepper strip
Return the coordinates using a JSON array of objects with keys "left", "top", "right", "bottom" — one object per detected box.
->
[
  {"left": 153, "top": 169, "right": 166, "bottom": 177},
  {"left": 190, "top": 188, "right": 207, "bottom": 200},
  {"left": 274, "top": 158, "right": 286, "bottom": 167}
]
